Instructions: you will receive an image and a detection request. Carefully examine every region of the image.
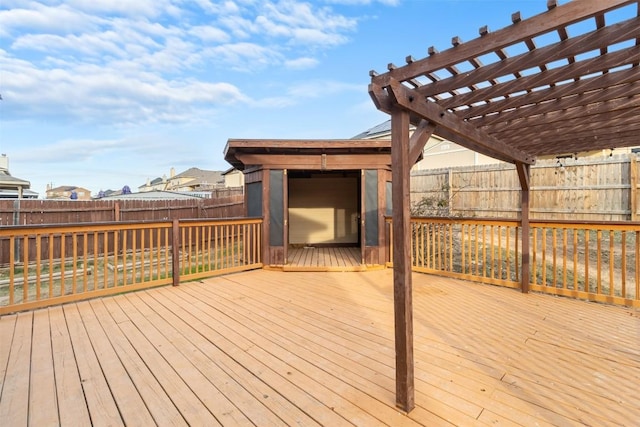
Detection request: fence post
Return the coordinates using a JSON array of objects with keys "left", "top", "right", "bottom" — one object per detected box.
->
[
  {"left": 114, "top": 201, "right": 121, "bottom": 221},
  {"left": 447, "top": 168, "right": 453, "bottom": 216},
  {"left": 631, "top": 154, "right": 638, "bottom": 222},
  {"left": 13, "top": 199, "right": 21, "bottom": 259},
  {"left": 172, "top": 219, "right": 180, "bottom": 286}
]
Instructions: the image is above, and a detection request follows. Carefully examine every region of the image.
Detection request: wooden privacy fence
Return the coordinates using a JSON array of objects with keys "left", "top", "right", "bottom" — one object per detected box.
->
[
  {"left": 386, "top": 217, "right": 640, "bottom": 308},
  {"left": 0, "top": 189, "right": 244, "bottom": 226},
  {"left": 411, "top": 154, "right": 640, "bottom": 221},
  {"left": 0, "top": 218, "right": 262, "bottom": 314}
]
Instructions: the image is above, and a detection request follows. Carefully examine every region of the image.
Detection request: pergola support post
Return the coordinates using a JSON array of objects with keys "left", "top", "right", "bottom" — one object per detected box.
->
[
  {"left": 516, "top": 162, "right": 531, "bottom": 293},
  {"left": 391, "top": 107, "right": 415, "bottom": 412}
]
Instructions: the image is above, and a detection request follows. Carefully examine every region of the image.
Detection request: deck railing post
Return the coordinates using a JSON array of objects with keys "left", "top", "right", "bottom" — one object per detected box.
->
[{"left": 172, "top": 219, "right": 180, "bottom": 286}]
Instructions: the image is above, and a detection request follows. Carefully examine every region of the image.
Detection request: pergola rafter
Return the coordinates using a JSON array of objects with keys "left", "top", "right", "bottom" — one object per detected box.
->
[{"left": 368, "top": 0, "right": 640, "bottom": 413}]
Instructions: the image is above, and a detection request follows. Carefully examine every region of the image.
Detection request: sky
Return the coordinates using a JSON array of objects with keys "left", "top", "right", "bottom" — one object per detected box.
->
[{"left": 0, "top": 0, "right": 557, "bottom": 197}]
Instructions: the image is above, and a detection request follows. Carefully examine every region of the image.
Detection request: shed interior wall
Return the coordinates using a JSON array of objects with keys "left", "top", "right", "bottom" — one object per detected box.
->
[{"left": 288, "top": 171, "right": 359, "bottom": 246}]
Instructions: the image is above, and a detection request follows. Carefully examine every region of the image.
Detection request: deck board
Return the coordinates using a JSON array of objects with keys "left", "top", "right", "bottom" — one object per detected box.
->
[
  {"left": 129, "top": 291, "right": 284, "bottom": 426},
  {"left": 285, "top": 247, "right": 365, "bottom": 271},
  {"left": 63, "top": 303, "right": 125, "bottom": 427},
  {"left": 49, "top": 305, "right": 92, "bottom": 426},
  {"left": 29, "top": 310, "right": 58, "bottom": 427},
  {"left": 1, "top": 269, "right": 639, "bottom": 426},
  {"left": 0, "top": 312, "right": 31, "bottom": 426},
  {"left": 153, "top": 285, "right": 348, "bottom": 426},
  {"left": 75, "top": 300, "right": 157, "bottom": 426},
  {"left": 188, "top": 283, "right": 426, "bottom": 427},
  {"left": 142, "top": 290, "right": 320, "bottom": 427},
  {"left": 88, "top": 298, "right": 187, "bottom": 426}
]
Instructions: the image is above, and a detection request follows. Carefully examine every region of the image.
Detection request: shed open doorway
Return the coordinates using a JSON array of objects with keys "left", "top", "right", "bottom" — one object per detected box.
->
[
  {"left": 288, "top": 170, "right": 360, "bottom": 248},
  {"left": 285, "top": 170, "right": 363, "bottom": 271}
]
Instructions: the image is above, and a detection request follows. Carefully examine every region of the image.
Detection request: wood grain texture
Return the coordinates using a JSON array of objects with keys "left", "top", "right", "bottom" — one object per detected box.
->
[{"left": 1, "top": 269, "right": 638, "bottom": 425}]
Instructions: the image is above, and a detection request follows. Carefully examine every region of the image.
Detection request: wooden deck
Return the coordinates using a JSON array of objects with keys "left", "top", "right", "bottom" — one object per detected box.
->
[
  {"left": 1, "top": 269, "right": 639, "bottom": 426},
  {"left": 284, "top": 246, "right": 367, "bottom": 271}
]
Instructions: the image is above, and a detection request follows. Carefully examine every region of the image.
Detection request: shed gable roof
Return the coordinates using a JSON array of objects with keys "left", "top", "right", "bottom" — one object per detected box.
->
[{"left": 224, "top": 139, "right": 392, "bottom": 170}]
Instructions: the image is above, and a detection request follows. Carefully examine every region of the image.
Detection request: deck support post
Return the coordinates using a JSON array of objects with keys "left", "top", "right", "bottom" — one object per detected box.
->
[
  {"left": 172, "top": 219, "right": 180, "bottom": 287},
  {"left": 517, "top": 162, "right": 531, "bottom": 293},
  {"left": 391, "top": 107, "right": 415, "bottom": 412}
]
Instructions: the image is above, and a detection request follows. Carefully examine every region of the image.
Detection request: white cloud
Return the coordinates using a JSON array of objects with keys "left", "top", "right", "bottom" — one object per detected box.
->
[
  {"left": 205, "top": 42, "right": 282, "bottom": 71},
  {"left": 259, "top": 0, "right": 356, "bottom": 45},
  {"left": 1, "top": 51, "right": 248, "bottom": 125},
  {"left": 1, "top": 0, "right": 393, "bottom": 126},
  {"left": 324, "top": 0, "right": 399, "bottom": 5},
  {"left": 0, "top": 4, "right": 99, "bottom": 37},
  {"left": 13, "top": 137, "right": 131, "bottom": 163},
  {"left": 291, "top": 28, "right": 348, "bottom": 46},
  {"left": 285, "top": 57, "right": 319, "bottom": 69},
  {"left": 189, "top": 0, "right": 241, "bottom": 15},
  {"left": 64, "top": 0, "right": 167, "bottom": 17},
  {"left": 12, "top": 32, "right": 126, "bottom": 57},
  {"left": 218, "top": 15, "right": 255, "bottom": 39},
  {"left": 190, "top": 25, "right": 230, "bottom": 43},
  {"left": 287, "top": 80, "right": 363, "bottom": 98},
  {"left": 248, "top": 79, "right": 363, "bottom": 108}
]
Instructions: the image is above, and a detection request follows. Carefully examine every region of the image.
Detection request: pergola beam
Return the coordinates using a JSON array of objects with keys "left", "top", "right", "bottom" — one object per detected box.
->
[
  {"left": 496, "top": 114, "right": 640, "bottom": 146},
  {"left": 379, "top": 79, "right": 535, "bottom": 165},
  {"left": 487, "top": 96, "right": 640, "bottom": 137},
  {"left": 409, "top": 120, "right": 436, "bottom": 165},
  {"left": 372, "top": 0, "right": 636, "bottom": 84},
  {"left": 473, "top": 80, "right": 640, "bottom": 128},
  {"left": 421, "top": 17, "right": 640, "bottom": 103},
  {"left": 461, "top": 65, "right": 640, "bottom": 121}
]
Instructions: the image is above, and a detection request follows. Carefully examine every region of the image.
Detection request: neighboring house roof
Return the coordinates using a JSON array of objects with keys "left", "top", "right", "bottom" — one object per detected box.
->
[
  {"left": 0, "top": 169, "right": 34, "bottom": 198},
  {"left": 47, "top": 185, "right": 88, "bottom": 193},
  {"left": 351, "top": 120, "right": 394, "bottom": 139},
  {"left": 140, "top": 168, "right": 223, "bottom": 191},
  {"left": 0, "top": 170, "right": 31, "bottom": 189},
  {"left": 171, "top": 167, "right": 222, "bottom": 187},
  {"left": 98, "top": 190, "right": 206, "bottom": 200},
  {"left": 138, "top": 177, "right": 165, "bottom": 189},
  {"left": 0, "top": 188, "right": 39, "bottom": 199},
  {"left": 222, "top": 167, "right": 238, "bottom": 176}
]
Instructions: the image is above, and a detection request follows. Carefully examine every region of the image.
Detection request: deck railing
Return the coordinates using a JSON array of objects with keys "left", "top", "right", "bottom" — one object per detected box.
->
[
  {"left": 529, "top": 220, "right": 639, "bottom": 307},
  {"left": 387, "top": 217, "right": 640, "bottom": 308},
  {"left": 178, "top": 218, "right": 263, "bottom": 281},
  {"left": 0, "top": 218, "right": 262, "bottom": 314}
]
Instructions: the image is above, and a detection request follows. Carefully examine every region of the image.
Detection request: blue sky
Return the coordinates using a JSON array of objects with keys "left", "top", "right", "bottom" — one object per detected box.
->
[{"left": 1, "top": 0, "right": 554, "bottom": 196}]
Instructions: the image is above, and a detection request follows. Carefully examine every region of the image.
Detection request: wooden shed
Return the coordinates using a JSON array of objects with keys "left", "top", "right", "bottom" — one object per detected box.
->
[{"left": 224, "top": 139, "right": 393, "bottom": 268}]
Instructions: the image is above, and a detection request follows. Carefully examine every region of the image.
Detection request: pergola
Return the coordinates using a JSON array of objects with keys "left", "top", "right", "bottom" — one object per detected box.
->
[{"left": 368, "top": 0, "right": 640, "bottom": 412}]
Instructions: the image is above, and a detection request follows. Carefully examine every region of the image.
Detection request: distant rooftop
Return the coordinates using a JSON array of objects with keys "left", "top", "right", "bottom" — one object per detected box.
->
[
  {"left": 351, "top": 120, "right": 392, "bottom": 139},
  {"left": 98, "top": 190, "right": 208, "bottom": 200},
  {"left": 0, "top": 188, "right": 38, "bottom": 199}
]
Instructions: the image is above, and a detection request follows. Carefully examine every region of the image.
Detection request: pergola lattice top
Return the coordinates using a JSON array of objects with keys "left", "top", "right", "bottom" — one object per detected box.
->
[{"left": 369, "top": 0, "right": 640, "bottom": 165}]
